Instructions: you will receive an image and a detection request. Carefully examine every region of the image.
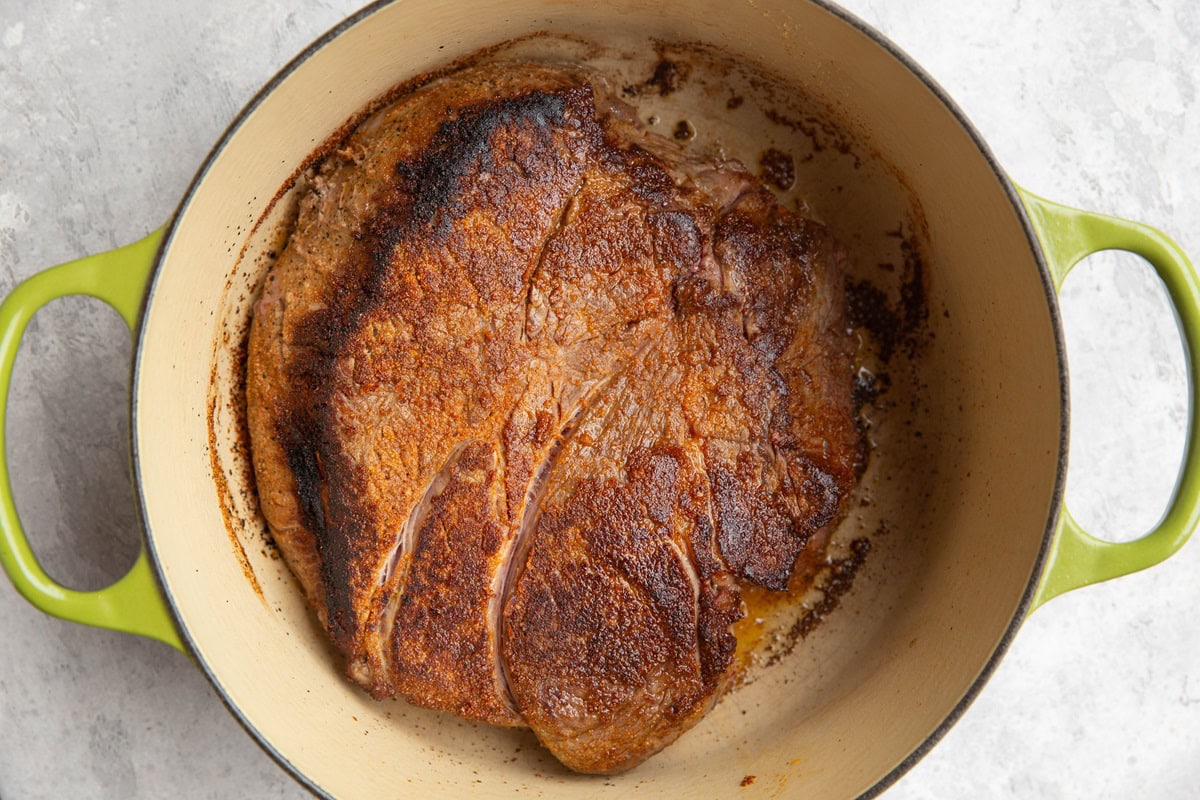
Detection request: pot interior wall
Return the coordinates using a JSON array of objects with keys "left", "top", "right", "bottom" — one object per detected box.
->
[{"left": 134, "top": 1, "right": 1063, "bottom": 797}]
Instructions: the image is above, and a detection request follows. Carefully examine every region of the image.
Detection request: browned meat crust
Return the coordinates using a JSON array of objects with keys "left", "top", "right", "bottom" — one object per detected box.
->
[{"left": 246, "top": 62, "right": 860, "bottom": 773}]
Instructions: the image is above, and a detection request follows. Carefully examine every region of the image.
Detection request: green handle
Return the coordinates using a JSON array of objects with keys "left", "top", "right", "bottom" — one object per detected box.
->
[
  {"left": 0, "top": 229, "right": 184, "bottom": 650},
  {"left": 1019, "top": 187, "right": 1200, "bottom": 609}
]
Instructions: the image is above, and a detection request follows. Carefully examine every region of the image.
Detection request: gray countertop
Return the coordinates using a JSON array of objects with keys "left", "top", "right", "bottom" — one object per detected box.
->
[{"left": 1, "top": 1, "right": 1198, "bottom": 797}]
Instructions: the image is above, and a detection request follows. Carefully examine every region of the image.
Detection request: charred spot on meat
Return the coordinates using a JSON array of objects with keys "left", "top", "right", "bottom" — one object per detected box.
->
[{"left": 246, "top": 63, "right": 861, "bottom": 774}]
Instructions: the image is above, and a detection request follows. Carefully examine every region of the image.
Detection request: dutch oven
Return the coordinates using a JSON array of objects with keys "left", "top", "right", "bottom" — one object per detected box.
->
[{"left": 1, "top": 1, "right": 1196, "bottom": 797}]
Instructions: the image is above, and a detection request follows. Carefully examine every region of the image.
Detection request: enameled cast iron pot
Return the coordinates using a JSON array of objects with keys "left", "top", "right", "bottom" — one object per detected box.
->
[{"left": 1, "top": 1, "right": 1197, "bottom": 797}]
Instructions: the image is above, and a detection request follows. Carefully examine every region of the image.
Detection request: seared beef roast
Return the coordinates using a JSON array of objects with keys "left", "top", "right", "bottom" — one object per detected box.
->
[{"left": 246, "top": 63, "right": 861, "bottom": 773}]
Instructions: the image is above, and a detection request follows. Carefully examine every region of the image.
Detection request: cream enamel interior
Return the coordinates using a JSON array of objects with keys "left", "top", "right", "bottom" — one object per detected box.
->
[{"left": 134, "top": 1, "right": 1064, "bottom": 797}]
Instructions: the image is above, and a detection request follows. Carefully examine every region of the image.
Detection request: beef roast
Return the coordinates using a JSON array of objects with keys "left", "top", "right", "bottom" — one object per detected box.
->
[{"left": 246, "top": 62, "right": 861, "bottom": 774}]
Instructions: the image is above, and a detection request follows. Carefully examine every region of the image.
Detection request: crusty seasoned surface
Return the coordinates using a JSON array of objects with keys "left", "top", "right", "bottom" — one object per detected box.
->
[{"left": 246, "top": 62, "right": 860, "bottom": 773}]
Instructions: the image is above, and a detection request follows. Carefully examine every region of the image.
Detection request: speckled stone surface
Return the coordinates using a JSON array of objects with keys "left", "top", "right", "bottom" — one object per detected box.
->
[{"left": 0, "top": 1, "right": 1197, "bottom": 797}]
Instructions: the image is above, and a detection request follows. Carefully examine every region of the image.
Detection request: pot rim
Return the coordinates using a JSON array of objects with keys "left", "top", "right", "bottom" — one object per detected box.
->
[{"left": 128, "top": 1, "right": 1070, "bottom": 797}]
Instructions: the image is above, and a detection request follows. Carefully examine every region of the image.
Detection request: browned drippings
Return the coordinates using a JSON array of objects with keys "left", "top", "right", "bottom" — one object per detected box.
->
[
  {"left": 758, "top": 147, "right": 794, "bottom": 190},
  {"left": 763, "top": 108, "right": 860, "bottom": 166},
  {"left": 847, "top": 279, "right": 902, "bottom": 363},
  {"left": 672, "top": 119, "right": 695, "bottom": 141},
  {"left": 782, "top": 537, "right": 872, "bottom": 647},
  {"left": 846, "top": 225, "right": 929, "bottom": 366},
  {"left": 207, "top": 357, "right": 263, "bottom": 600},
  {"left": 732, "top": 536, "right": 873, "bottom": 674},
  {"left": 644, "top": 58, "right": 689, "bottom": 96}
]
